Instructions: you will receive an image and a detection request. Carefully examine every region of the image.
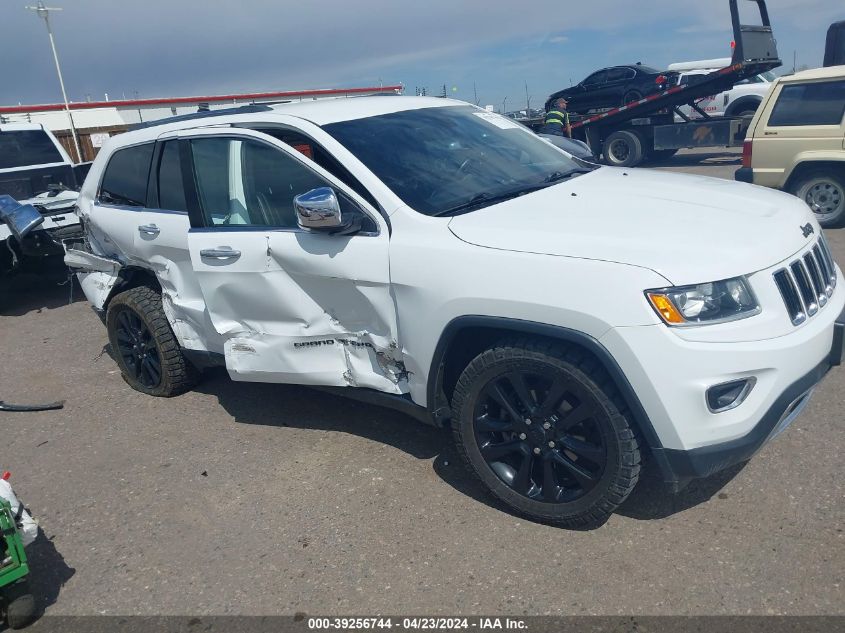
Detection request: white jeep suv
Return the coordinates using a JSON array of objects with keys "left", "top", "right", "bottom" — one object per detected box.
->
[{"left": 66, "top": 96, "right": 845, "bottom": 528}]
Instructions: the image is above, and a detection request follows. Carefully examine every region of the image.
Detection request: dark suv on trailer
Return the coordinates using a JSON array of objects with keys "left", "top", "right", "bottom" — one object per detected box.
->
[{"left": 546, "top": 64, "right": 676, "bottom": 114}]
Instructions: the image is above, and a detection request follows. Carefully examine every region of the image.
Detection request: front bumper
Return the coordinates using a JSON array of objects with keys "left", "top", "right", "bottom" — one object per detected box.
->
[
  {"left": 735, "top": 166, "right": 754, "bottom": 183},
  {"left": 601, "top": 299, "right": 845, "bottom": 486}
]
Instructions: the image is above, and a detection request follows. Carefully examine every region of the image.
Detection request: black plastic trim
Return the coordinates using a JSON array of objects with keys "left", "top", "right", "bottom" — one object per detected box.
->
[{"left": 735, "top": 166, "right": 754, "bottom": 183}]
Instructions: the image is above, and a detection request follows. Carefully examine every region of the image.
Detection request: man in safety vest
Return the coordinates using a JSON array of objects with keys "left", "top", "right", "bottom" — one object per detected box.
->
[{"left": 541, "top": 98, "right": 572, "bottom": 137}]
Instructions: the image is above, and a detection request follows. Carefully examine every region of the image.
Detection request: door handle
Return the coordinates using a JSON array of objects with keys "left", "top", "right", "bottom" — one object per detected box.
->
[
  {"left": 137, "top": 224, "right": 160, "bottom": 236},
  {"left": 199, "top": 247, "right": 241, "bottom": 260}
]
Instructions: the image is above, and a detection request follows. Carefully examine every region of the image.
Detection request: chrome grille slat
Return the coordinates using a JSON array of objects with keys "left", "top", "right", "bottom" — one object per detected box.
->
[
  {"left": 790, "top": 261, "right": 818, "bottom": 316},
  {"left": 774, "top": 238, "right": 837, "bottom": 327},
  {"left": 803, "top": 252, "right": 828, "bottom": 307}
]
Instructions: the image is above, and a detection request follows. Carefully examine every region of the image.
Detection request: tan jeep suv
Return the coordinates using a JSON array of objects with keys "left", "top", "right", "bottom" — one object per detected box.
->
[{"left": 736, "top": 66, "right": 845, "bottom": 227}]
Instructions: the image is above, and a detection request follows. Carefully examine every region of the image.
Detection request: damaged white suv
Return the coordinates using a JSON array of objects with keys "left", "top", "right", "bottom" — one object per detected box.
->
[{"left": 66, "top": 97, "right": 845, "bottom": 528}]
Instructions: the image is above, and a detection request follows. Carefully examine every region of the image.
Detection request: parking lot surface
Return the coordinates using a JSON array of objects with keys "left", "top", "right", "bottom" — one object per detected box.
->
[{"left": 1, "top": 148, "right": 843, "bottom": 616}]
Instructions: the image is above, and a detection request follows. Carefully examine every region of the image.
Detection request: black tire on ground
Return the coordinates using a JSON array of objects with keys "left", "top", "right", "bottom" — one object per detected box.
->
[
  {"left": 788, "top": 170, "right": 845, "bottom": 228},
  {"left": 106, "top": 285, "right": 199, "bottom": 397},
  {"left": 602, "top": 130, "right": 644, "bottom": 167},
  {"left": 622, "top": 90, "right": 643, "bottom": 105},
  {"left": 4, "top": 581, "right": 36, "bottom": 630},
  {"left": 450, "top": 339, "right": 641, "bottom": 528}
]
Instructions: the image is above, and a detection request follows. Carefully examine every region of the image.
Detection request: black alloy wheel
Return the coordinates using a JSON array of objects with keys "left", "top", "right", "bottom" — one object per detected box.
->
[
  {"left": 473, "top": 369, "right": 606, "bottom": 503},
  {"left": 114, "top": 308, "right": 162, "bottom": 388},
  {"left": 451, "top": 339, "right": 641, "bottom": 528}
]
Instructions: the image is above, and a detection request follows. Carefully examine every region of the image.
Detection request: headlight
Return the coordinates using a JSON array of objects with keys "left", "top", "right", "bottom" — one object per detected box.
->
[{"left": 646, "top": 277, "right": 760, "bottom": 326}]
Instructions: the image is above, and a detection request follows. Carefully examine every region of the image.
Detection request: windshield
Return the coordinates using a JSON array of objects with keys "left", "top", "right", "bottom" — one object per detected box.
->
[
  {"left": 0, "top": 130, "right": 64, "bottom": 170},
  {"left": 323, "top": 105, "right": 591, "bottom": 216}
]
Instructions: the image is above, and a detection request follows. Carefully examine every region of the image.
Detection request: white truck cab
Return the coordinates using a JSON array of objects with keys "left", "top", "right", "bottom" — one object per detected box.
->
[
  {"left": 65, "top": 96, "right": 845, "bottom": 528},
  {"left": 669, "top": 58, "right": 776, "bottom": 120},
  {"left": 0, "top": 123, "right": 83, "bottom": 274}
]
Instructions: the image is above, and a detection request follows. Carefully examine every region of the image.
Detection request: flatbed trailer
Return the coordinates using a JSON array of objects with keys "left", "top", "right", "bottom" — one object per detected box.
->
[{"left": 553, "top": 0, "right": 781, "bottom": 167}]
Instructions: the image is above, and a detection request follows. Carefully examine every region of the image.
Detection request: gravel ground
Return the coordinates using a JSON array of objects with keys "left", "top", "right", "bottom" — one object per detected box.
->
[{"left": 1, "top": 148, "right": 842, "bottom": 617}]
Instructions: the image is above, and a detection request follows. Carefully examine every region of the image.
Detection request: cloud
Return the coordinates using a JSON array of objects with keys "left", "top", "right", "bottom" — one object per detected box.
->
[{"left": 2, "top": 0, "right": 841, "bottom": 106}]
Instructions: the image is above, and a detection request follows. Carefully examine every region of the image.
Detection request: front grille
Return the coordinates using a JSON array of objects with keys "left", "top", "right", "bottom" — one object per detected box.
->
[{"left": 774, "top": 237, "right": 838, "bottom": 326}]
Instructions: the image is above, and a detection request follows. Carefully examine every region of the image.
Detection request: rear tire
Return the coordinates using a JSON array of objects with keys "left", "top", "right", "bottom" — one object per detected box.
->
[
  {"left": 603, "top": 130, "right": 644, "bottom": 167},
  {"left": 106, "top": 285, "right": 199, "bottom": 397},
  {"left": 450, "top": 339, "right": 641, "bottom": 528},
  {"left": 789, "top": 170, "right": 845, "bottom": 228},
  {"left": 622, "top": 90, "right": 644, "bottom": 105}
]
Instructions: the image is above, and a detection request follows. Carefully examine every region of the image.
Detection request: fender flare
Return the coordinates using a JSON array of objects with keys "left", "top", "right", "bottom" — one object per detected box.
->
[
  {"left": 724, "top": 95, "right": 762, "bottom": 117},
  {"left": 426, "top": 315, "right": 666, "bottom": 454}
]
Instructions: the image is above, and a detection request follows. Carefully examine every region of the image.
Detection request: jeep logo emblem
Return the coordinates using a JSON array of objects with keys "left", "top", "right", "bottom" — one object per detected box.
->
[{"left": 801, "top": 223, "right": 814, "bottom": 238}]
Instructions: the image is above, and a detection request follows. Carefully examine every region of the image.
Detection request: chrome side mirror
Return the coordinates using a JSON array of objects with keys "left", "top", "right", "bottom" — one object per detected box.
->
[
  {"left": 294, "top": 187, "right": 343, "bottom": 231},
  {"left": 0, "top": 195, "right": 44, "bottom": 241}
]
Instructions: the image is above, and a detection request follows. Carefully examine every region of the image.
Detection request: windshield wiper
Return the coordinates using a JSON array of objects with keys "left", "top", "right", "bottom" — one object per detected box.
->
[
  {"left": 544, "top": 168, "right": 591, "bottom": 183},
  {"left": 433, "top": 170, "right": 590, "bottom": 217}
]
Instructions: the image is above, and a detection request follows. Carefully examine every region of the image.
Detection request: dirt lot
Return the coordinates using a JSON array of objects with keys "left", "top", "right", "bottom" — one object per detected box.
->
[{"left": 1, "top": 148, "right": 843, "bottom": 617}]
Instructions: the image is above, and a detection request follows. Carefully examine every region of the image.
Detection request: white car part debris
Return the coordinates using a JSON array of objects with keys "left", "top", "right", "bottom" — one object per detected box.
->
[{"left": 0, "top": 475, "right": 38, "bottom": 548}]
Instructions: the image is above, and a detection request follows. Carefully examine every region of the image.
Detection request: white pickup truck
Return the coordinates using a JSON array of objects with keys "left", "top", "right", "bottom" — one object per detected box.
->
[
  {"left": 670, "top": 58, "right": 776, "bottom": 120},
  {"left": 0, "top": 123, "right": 84, "bottom": 275},
  {"left": 64, "top": 96, "right": 844, "bottom": 528}
]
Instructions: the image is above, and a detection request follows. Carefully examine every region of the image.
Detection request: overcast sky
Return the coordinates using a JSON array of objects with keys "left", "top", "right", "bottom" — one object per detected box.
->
[{"left": 3, "top": 0, "right": 842, "bottom": 111}]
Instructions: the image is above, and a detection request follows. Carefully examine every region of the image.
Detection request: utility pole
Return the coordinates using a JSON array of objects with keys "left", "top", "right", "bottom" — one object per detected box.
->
[
  {"left": 473, "top": 82, "right": 479, "bottom": 106},
  {"left": 524, "top": 80, "right": 531, "bottom": 112},
  {"left": 26, "top": 1, "right": 82, "bottom": 163},
  {"left": 502, "top": 97, "right": 507, "bottom": 114}
]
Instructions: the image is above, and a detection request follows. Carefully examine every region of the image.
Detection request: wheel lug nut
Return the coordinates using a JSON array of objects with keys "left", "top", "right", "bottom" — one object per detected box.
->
[
  {"left": 524, "top": 419, "right": 532, "bottom": 426},
  {"left": 519, "top": 433, "right": 527, "bottom": 440},
  {"left": 543, "top": 422, "right": 551, "bottom": 430},
  {"left": 548, "top": 441, "right": 555, "bottom": 448},
  {"left": 533, "top": 447, "right": 541, "bottom": 455}
]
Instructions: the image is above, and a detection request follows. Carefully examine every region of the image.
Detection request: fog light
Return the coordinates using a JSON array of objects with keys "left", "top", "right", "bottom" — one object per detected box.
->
[{"left": 706, "top": 378, "right": 756, "bottom": 413}]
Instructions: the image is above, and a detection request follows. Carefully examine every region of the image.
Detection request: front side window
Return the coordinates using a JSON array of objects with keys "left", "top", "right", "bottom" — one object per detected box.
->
[
  {"left": 0, "top": 130, "right": 64, "bottom": 169},
  {"left": 768, "top": 80, "right": 845, "bottom": 127},
  {"left": 324, "top": 105, "right": 592, "bottom": 217},
  {"left": 99, "top": 143, "right": 154, "bottom": 207},
  {"left": 190, "top": 137, "right": 374, "bottom": 230}
]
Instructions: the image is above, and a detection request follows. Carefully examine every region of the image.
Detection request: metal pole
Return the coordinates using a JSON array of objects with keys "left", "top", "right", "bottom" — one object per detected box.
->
[{"left": 27, "top": 2, "right": 82, "bottom": 163}]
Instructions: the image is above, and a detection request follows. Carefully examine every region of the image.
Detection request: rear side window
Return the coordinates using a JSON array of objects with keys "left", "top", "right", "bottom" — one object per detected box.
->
[
  {"left": 768, "top": 80, "right": 845, "bottom": 127},
  {"left": 99, "top": 143, "right": 154, "bottom": 206},
  {"left": 157, "top": 141, "right": 187, "bottom": 212},
  {"left": 0, "top": 130, "right": 64, "bottom": 169}
]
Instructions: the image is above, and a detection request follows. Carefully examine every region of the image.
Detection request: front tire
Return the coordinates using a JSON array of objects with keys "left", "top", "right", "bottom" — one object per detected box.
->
[
  {"left": 789, "top": 170, "right": 845, "bottom": 228},
  {"left": 4, "top": 581, "right": 36, "bottom": 629},
  {"left": 451, "top": 339, "right": 641, "bottom": 528},
  {"left": 106, "top": 286, "right": 199, "bottom": 397}
]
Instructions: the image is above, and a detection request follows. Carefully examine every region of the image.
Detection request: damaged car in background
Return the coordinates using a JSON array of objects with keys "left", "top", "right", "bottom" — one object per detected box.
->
[
  {"left": 0, "top": 123, "right": 88, "bottom": 276},
  {"left": 66, "top": 96, "right": 845, "bottom": 528}
]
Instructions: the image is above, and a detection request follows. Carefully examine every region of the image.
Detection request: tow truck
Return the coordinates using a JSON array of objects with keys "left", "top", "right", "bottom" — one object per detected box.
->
[{"left": 551, "top": 0, "right": 782, "bottom": 167}]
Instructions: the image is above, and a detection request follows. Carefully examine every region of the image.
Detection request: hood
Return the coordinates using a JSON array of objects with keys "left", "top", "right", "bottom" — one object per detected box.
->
[{"left": 448, "top": 167, "right": 817, "bottom": 286}]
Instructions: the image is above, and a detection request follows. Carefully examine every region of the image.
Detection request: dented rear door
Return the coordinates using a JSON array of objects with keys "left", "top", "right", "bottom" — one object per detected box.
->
[{"left": 182, "top": 128, "right": 405, "bottom": 394}]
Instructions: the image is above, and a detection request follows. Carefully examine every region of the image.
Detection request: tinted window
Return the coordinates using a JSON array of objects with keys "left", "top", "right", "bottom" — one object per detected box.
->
[
  {"left": 325, "top": 106, "right": 589, "bottom": 216},
  {"left": 0, "top": 130, "right": 64, "bottom": 169},
  {"left": 157, "top": 141, "right": 187, "bottom": 212},
  {"left": 768, "top": 80, "right": 845, "bottom": 127},
  {"left": 100, "top": 143, "right": 154, "bottom": 206},
  {"left": 606, "top": 68, "right": 635, "bottom": 82},
  {"left": 583, "top": 70, "right": 608, "bottom": 86},
  {"left": 191, "top": 137, "right": 374, "bottom": 230}
]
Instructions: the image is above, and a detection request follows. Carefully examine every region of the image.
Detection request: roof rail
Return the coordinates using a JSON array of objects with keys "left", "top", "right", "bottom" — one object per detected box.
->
[{"left": 128, "top": 104, "right": 275, "bottom": 131}]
